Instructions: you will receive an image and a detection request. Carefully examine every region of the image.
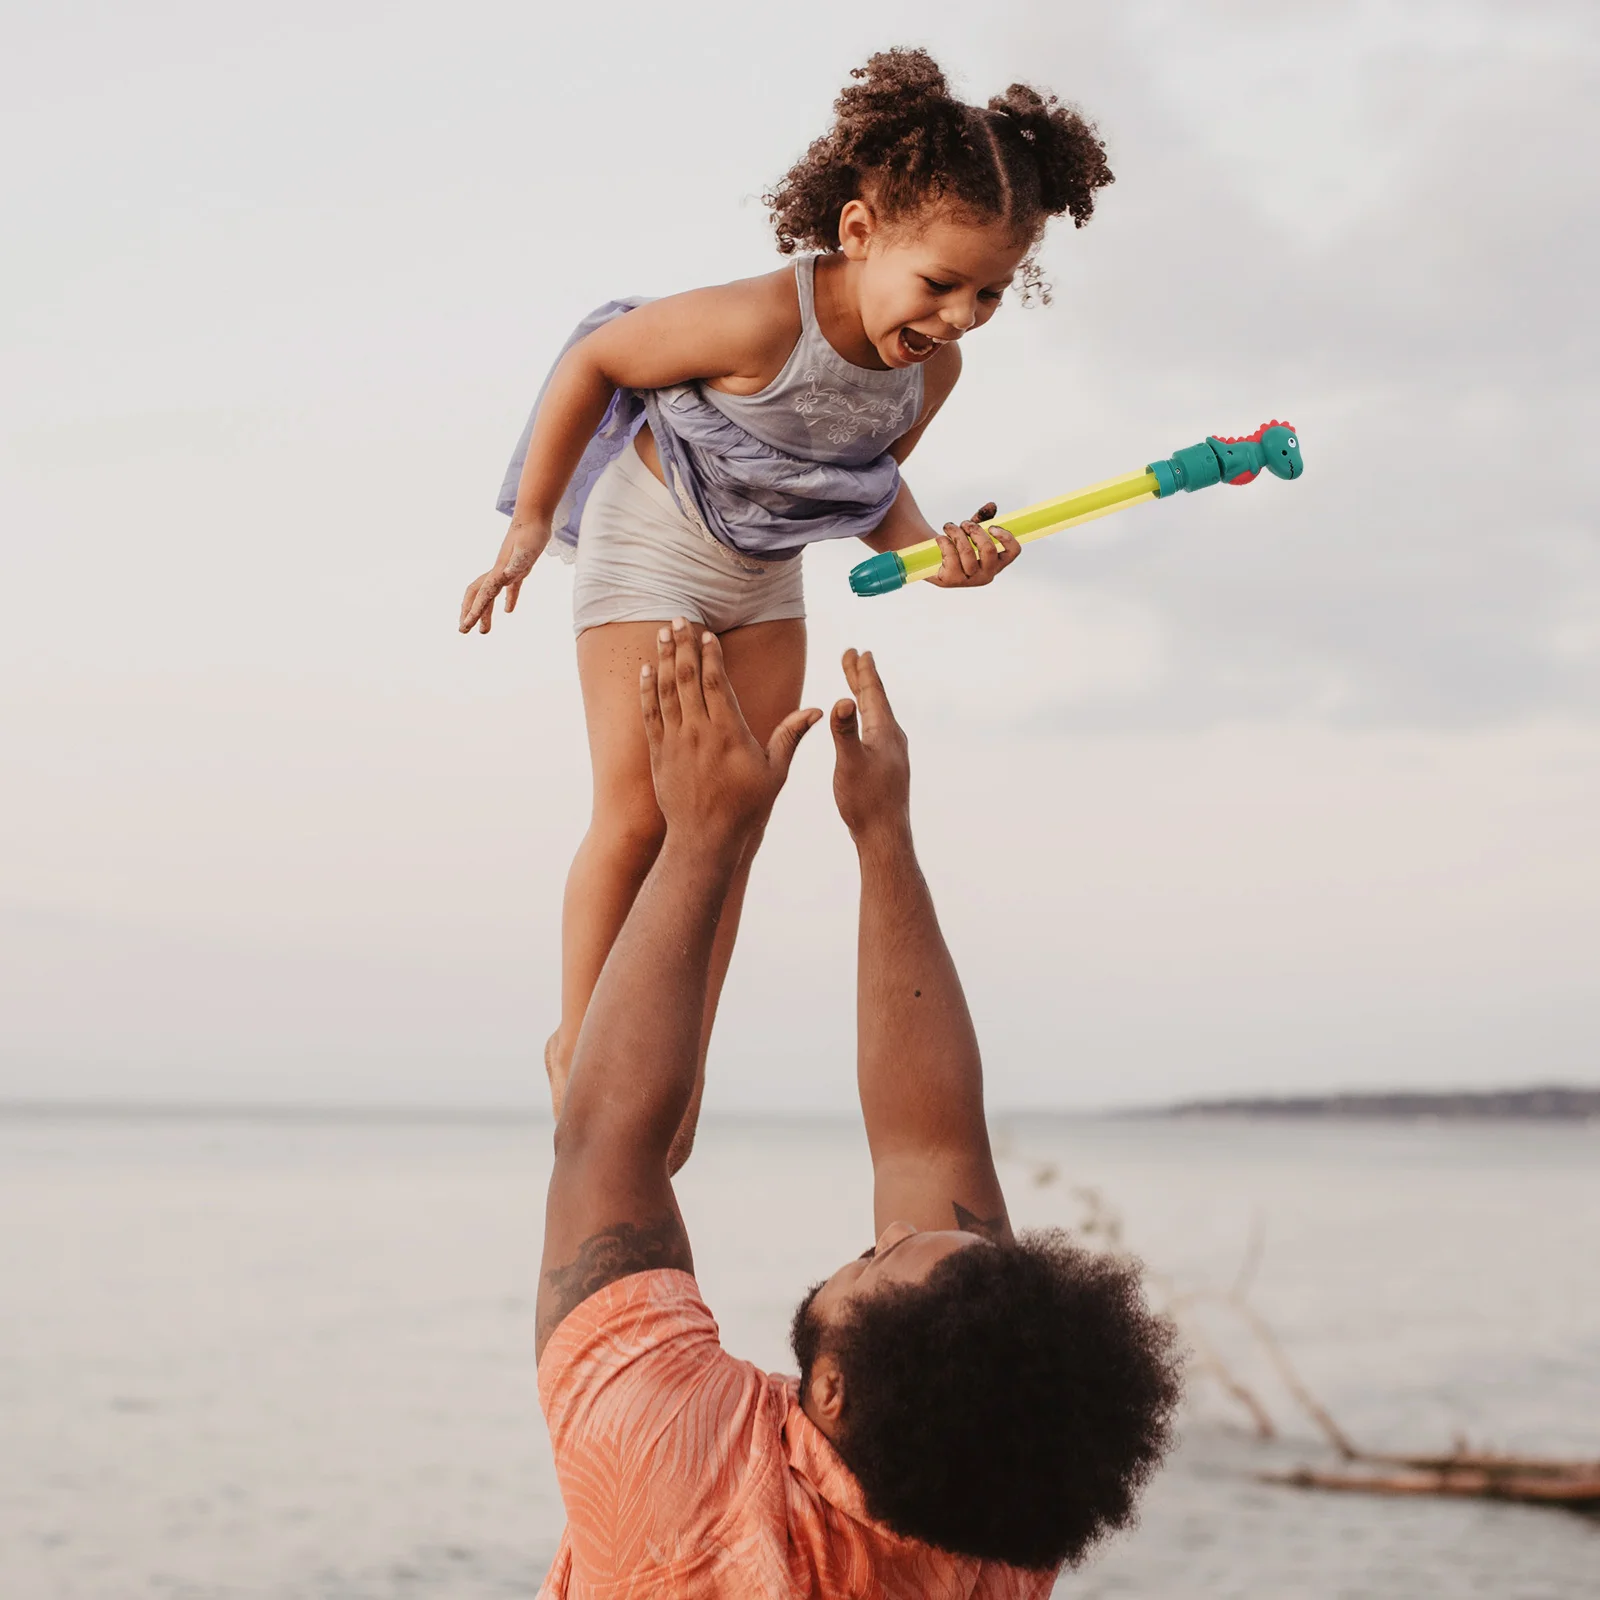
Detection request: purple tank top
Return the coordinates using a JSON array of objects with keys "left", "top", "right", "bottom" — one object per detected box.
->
[{"left": 496, "top": 259, "right": 925, "bottom": 561}]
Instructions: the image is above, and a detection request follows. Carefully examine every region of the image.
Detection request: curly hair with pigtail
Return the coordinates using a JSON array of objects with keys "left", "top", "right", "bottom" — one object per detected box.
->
[{"left": 764, "top": 48, "right": 1114, "bottom": 304}]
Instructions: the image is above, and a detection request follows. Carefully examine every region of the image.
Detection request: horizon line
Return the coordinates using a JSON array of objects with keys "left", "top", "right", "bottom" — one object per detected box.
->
[{"left": 4, "top": 1084, "right": 1596, "bottom": 1126}]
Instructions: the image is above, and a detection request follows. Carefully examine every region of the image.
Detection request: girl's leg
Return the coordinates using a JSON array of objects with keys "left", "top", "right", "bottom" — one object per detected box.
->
[
  {"left": 551, "top": 619, "right": 672, "bottom": 1117},
  {"left": 549, "top": 616, "right": 806, "bottom": 1171}
]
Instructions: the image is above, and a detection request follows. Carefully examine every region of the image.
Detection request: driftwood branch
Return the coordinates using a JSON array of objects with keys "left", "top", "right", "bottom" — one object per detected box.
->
[
  {"left": 1265, "top": 1461, "right": 1600, "bottom": 1510},
  {"left": 1051, "top": 1179, "right": 1600, "bottom": 1513},
  {"left": 1174, "top": 1312, "right": 1278, "bottom": 1440},
  {"left": 1228, "top": 1297, "right": 1359, "bottom": 1460}
]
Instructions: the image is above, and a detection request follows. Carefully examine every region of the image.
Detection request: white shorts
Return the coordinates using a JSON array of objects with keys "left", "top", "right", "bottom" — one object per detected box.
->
[{"left": 571, "top": 440, "right": 807, "bottom": 636}]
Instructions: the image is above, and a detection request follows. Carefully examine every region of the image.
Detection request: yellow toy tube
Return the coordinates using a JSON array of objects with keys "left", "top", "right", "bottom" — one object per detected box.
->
[{"left": 892, "top": 469, "right": 1160, "bottom": 586}]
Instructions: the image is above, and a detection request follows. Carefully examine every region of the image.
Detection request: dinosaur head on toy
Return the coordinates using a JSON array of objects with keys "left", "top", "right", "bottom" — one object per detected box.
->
[
  {"left": 1256, "top": 422, "right": 1301, "bottom": 480},
  {"left": 1210, "top": 420, "right": 1301, "bottom": 485}
]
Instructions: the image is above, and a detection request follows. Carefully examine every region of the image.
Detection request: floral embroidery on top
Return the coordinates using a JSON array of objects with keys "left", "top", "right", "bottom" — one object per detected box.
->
[{"left": 791, "top": 369, "right": 917, "bottom": 448}]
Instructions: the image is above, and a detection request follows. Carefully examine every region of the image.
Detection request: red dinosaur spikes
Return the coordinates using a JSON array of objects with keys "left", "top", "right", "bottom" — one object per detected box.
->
[{"left": 1211, "top": 419, "right": 1296, "bottom": 446}]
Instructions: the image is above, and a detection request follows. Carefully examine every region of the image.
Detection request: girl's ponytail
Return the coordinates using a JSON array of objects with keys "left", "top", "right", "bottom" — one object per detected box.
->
[{"left": 985, "top": 83, "right": 1112, "bottom": 230}]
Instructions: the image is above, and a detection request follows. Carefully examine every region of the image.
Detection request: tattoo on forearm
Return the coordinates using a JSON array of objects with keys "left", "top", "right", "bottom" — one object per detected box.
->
[
  {"left": 537, "top": 1213, "right": 693, "bottom": 1353},
  {"left": 952, "top": 1201, "right": 1008, "bottom": 1240}
]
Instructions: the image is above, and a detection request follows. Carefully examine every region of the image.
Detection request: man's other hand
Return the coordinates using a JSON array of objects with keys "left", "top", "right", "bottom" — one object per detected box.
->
[
  {"left": 831, "top": 649, "right": 912, "bottom": 845},
  {"left": 640, "top": 619, "right": 821, "bottom": 853}
]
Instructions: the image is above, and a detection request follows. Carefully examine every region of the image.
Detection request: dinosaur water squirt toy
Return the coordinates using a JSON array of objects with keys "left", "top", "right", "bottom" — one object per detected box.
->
[{"left": 848, "top": 421, "right": 1304, "bottom": 596}]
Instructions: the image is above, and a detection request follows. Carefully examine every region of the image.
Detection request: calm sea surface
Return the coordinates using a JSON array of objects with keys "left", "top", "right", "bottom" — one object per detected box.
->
[{"left": 2, "top": 1110, "right": 1596, "bottom": 1599}]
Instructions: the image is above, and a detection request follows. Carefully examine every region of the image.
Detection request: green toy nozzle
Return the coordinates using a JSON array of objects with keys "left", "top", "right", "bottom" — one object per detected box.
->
[{"left": 849, "top": 551, "right": 908, "bottom": 596}]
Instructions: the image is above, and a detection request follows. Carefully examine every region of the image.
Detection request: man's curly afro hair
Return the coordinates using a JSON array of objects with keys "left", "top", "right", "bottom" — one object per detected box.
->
[
  {"left": 764, "top": 47, "right": 1115, "bottom": 303},
  {"left": 791, "top": 1229, "right": 1181, "bottom": 1571}
]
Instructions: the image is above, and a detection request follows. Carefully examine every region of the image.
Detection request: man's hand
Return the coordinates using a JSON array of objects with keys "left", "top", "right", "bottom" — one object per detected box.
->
[
  {"left": 641, "top": 619, "right": 821, "bottom": 853},
  {"left": 926, "top": 501, "right": 1021, "bottom": 589},
  {"left": 831, "top": 648, "right": 911, "bottom": 845},
  {"left": 459, "top": 515, "right": 551, "bottom": 634}
]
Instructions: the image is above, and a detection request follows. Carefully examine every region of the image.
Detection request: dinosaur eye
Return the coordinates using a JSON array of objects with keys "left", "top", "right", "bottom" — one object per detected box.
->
[{"left": 1287, "top": 437, "right": 1297, "bottom": 447}]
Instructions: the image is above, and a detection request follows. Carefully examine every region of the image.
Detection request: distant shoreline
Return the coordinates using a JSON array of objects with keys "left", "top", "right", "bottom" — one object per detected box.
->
[
  {"left": 3, "top": 1087, "right": 1598, "bottom": 1126},
  {"left": 1158, "top": 1086, "right": 1600, "bottom": 1122}
]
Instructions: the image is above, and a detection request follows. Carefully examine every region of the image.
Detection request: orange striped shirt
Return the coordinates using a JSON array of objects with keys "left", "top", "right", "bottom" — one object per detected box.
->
[{"left": 536, "top": 1269, "right": 1059, "bottom": 1599}]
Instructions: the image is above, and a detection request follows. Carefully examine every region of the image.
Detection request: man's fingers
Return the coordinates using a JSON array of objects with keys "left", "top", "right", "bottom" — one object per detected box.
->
[
  {"left": 971, "top": 501, "right": 998, "bottom": 522},
  {"left": 698, "top": 630, "right": 746, "bottom": 726},
  {"left": 765, "top": 707, "right": 822, "bottom": 781},
  {"left": 830, "top": 697, "right": 862, "bottom": 771},
  {"left": 670, "top": 618, "right": 707, "bottom": 721},
  {"left": 655, "top": 625, "right": 682, "bottom": 727},
  {"left": 638, "top": 661, "right": 664, "bottom": 751},
  {"left": 841, "top": 647, "right": 860, "bottom": 696},
  {"left": 848, "top": 648, "right": 895, "bottom": 734},
  {"left": 504, "top": 578, "right": 523, "bottom": 614}
]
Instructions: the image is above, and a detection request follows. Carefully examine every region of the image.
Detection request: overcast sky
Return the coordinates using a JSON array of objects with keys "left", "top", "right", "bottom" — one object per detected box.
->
[{"left": 3, "top": 0, "right": 1596, "bottom": 1111}]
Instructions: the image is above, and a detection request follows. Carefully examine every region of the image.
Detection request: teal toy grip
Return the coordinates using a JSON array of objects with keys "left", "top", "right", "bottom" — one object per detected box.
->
[{"left": 849, "top": 550, "right": 908, "bottom": 597}]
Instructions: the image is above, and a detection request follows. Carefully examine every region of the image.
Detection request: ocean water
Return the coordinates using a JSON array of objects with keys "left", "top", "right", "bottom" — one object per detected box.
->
[{"left": 1, "top": 1109, "right": 1596, "bottom": 1599}]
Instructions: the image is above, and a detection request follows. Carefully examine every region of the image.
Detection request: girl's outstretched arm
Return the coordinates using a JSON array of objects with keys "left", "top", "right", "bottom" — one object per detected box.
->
[
  {"left": 857, "top": 341, "right": 1021, "bottom": 588},
  {"left": 459, "top": 278, "right": 799, "bottom": 633}
]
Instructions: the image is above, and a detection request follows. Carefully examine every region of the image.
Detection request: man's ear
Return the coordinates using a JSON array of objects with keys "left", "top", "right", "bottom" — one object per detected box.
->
[
  {"left": 807, "top": 1350, "right": 847, "bottom": 1432},
  {"left": 838, "top": 199, "right": 878, "bottom": 262}
]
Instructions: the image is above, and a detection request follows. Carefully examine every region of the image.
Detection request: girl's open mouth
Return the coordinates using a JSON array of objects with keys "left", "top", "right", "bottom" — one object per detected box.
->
[{"left": 897, "top": 327, "right": 941, "bottom": 363}]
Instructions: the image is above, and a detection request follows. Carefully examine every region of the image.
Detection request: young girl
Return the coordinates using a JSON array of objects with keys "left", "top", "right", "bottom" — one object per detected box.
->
[{"left": 460, "top": 49, "right": 1113, "bottom": 1168}]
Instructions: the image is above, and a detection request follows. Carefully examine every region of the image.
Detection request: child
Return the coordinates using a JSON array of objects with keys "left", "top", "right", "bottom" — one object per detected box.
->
[{"left": 459, "top": 48, "right": 1113, "bottom": 1168}]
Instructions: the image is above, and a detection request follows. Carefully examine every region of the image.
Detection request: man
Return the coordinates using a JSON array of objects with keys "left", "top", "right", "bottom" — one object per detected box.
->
[{"left": 535, "top": 620, "right": 1179, "bottom": 1597}]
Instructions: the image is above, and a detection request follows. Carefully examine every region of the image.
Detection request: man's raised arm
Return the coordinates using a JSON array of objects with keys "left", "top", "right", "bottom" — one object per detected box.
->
[
  {"left": 535, "top": 621, "right": 819, "bottom": 1360},
  {"left": 828, "top": 649, "right": 1012, "bottom": 1243}
]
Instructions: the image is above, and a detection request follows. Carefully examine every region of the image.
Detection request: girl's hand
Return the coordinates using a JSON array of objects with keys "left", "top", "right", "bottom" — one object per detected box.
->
[
  {"left": 926, "top": 502, "right": 1021, "bottom": 588},
  {"left": 459, "top": 517, "right": 551, "bottom": 634}
]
